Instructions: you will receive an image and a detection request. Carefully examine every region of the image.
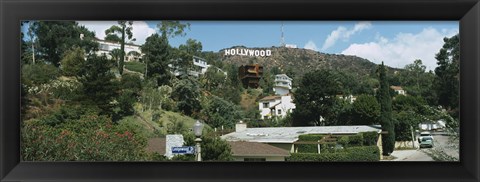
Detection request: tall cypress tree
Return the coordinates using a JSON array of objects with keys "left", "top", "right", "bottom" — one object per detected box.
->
[{"left": 376, "top": 62, "right": 395, "bottom": 155}]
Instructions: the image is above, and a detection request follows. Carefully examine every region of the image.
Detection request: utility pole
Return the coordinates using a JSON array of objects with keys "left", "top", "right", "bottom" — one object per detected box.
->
[{"left": 281, "top": 21, "right": 285, "bottom": 47}]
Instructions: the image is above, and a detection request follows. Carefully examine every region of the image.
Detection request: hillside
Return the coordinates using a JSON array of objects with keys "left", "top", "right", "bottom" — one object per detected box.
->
[{"left": 216, "top": 46, "right": 399, "bottom": 78}]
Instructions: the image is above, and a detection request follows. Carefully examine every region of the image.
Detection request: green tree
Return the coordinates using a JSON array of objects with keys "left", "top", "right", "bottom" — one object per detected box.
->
[
  {"left": 292, "top": 70, "right": 341, "bottom": 126},
  {"left": 376, "top": 62, "right": 395, "bottom": 155},
  {"left": 259, "top": 70, "right": 274, "bottom": 96},
  {"left": 105, "top": 21, "right": 135, "bottom": 75},
  {"left": 142, "top": 34, "right": 172, "bottom": 86},
  {"left": 434, "top": 34, "right": 459, "bottom": 116},
  {"left": 171, "top": 76, "right": 202, "bottom": 116},
  {"left": 79, "top": 55, "right": 120, "bottom": 116},
  {"left": 203, "top": 96, "right": 243, "bottom": 129},
  {"left": 183, "top": 133, "right": 233, "bottom": 161},
  {"left": 352, "top": 95, "right": 380, "bottom": 125},
  {"left": 32, "top": 21, "right": 98, "bottom": 67},
  {"left": 60, "top": 47, "right": 85, "bottom": 77},
  {"left": 179, "top": 38, "right": 202, "bottom": 56},
  {"left": 200, "top": 66, "right": 228, "bottom": 94},
  {"left": 157, "top": 21, "right": 190, "bottom": 39}
]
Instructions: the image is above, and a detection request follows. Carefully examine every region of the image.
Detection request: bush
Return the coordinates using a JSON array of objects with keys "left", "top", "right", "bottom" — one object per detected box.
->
[
  {"left": 22, "top": 111, "right": 148, "bottom": 161},
  {"left": 348, "top": 134, "right": 364, "bottom": 147},
  {"left": 22, "top": 63, "right": 59, "bottom": 86},
  {"left": 338, "top": 136, "right": 349, "bottom": 147},
  {"left": 362, "top": 132, "right": 379, "bottom": 146},
  {"left": 286, "top": 146, "right": 380, "bottom": 162},
  {"left": 297, "top": 134, "right": 324, "bottom": 153}
]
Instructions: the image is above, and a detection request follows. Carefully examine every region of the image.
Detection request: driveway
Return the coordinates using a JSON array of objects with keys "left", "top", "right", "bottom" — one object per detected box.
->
[{"left": 389, "top": 149, "right": 434, "bottom": 161}]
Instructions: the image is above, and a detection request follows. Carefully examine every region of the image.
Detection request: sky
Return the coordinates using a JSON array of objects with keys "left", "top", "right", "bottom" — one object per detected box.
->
[{"left": 53, "top": 21, "right": 458, "bottom": 71}]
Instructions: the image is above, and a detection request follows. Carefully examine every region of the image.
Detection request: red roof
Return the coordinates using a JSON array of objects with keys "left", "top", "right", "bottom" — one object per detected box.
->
[{"left": 228, "top": 141, "right": 290, "bottom": 157}]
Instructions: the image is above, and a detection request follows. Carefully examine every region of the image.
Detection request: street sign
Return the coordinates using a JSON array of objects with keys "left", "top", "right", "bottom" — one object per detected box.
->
[{"left": 172, "top": 146, "right": 195, "bottom": 154}]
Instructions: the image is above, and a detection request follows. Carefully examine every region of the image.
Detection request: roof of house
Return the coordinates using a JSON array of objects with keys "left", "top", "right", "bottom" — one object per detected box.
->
[
  {"left": 146, "top": 138, "right": 166, "bottom": 155},
  {"left": 221, "top": 125, "right": 382, "bottom": 143},
  {"left": 390, "top": 86, "right": 404, "bottom": 90},
  {"left": 228, "top": 141, "right": 290, "bottom": 157},
  {"left": 259, "top": 95, "right": 282, "bottom": 101}
]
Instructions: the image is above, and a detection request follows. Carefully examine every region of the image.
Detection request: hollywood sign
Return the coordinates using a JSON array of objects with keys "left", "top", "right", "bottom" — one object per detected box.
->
[{"left": 224, "top": 48, "right": 272, "bottom": 57}]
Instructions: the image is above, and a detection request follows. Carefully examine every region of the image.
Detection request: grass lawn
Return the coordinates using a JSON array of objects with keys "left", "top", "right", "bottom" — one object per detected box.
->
[{"left": 124, "top": 61, "right": 145, "bottom": 74}]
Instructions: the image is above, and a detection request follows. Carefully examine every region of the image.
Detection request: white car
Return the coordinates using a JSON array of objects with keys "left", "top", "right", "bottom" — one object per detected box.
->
[{"left": 418, "top": 132, "right": 434, "bottom": 143}]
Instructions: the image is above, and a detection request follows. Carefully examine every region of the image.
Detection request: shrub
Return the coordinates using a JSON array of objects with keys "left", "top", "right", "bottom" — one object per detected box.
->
[
  {"left": 22, "top": 63, "right": 60, "bottom": 86},
  {"left": 286, "top": 146, "right": 380, "bottom": 162},
  {"left": 21, "top": 112, "right": 148, "bottom": 161},
  {"left": 362, "top": 132, "right": 379, "bottom": 146},
  {"left": 338, "top": 136, "right": 349, "bottom": 147},
  {"left": 348, "top": 133, "right": 364, "bottom": 146},
  {"left": 297, "top": 134, "right": 325, "bottom": 153}
]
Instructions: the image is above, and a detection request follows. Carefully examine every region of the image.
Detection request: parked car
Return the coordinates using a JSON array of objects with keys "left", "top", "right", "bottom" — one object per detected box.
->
[
  {"left": 418, "top": 132, "right": 434, "bottom": 143},
  {"left": 420, "top": 137, "right": 434, "bottom": 148}
]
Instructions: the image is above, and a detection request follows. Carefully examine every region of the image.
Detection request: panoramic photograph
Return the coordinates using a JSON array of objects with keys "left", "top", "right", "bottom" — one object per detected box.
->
[{"left": 20, "top": 21, "right": 459, "bottom": 162}]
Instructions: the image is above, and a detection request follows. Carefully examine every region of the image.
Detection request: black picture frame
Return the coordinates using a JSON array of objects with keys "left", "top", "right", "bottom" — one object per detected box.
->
[{"left": 1, "top": 0, "right": 479, "bottom": 181}]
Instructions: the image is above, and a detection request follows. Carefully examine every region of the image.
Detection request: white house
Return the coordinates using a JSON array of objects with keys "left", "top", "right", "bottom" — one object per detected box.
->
[
  {"left": 169, "top": 56, "right": 224, "bottom": 78},
  {"left": 390, "top": 86, "right": 407, "bottom": 96},
  {"left": 258, "top": 94, "right": 296, "bottom": 120},
  {"left": 273, "top": 74, "right": 292, "bottom": 95},
  {"left": 94, "top": 38, "right": 142, "bottom": 62}
]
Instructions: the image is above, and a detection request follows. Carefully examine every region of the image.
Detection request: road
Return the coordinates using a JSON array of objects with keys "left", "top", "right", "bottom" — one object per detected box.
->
[{"left": 388, "top": 132, "right": 459, "bottom": 161}]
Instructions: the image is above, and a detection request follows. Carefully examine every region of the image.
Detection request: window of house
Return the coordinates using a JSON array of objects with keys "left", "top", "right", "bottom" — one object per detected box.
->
[
  {"left": 277, "top": 109, "right": 282, "bottom": 115},
  {"left": 263, "top": 102, "right": 269, "bottom": 108},
  {"left": 244, "top": 158, "right": 266, "bottom": 162},
  {"left": 264, "top": 116, "right": 269, "bottom": 120}
]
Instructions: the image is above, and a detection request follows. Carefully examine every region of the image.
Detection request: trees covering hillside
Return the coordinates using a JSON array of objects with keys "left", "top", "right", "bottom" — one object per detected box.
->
[{"left": 20, "top": 20, "right": 459, "bottom": 160}]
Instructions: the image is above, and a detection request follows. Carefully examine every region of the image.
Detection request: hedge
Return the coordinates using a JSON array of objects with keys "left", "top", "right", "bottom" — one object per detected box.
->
[
  {"left": 361, "top": 132, "right": 379, "bottom": 146},
  {"left": 296, "top": 132, "right": 379, "bottom": 153},
  {"left": 286, "top": 146, "right": 380, "bottom": 162},
  {"left": 348, "top": 134, "right": 364, "bottom": 147},
  {"left": 297, "top": 134, "right": 325, "bottom": 153}
]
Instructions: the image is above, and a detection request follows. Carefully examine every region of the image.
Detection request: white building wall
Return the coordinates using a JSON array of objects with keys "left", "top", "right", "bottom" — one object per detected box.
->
[
  {"left": 259, "top": 95, "right": 295, "bottom": 119},
  {"left": 259, "top": 99, "right": 281, "bottom": 119}
]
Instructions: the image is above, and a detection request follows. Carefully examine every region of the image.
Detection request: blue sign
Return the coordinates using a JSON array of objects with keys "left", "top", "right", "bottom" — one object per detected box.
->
[{"left": 172, "top": 146, "right": 195, "bottom": 154}]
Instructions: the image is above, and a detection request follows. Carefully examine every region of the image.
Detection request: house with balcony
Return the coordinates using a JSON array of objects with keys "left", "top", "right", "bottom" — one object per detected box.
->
[
  {"left": 238, "top": 64, "right": 263, "bottom": 89},
  {"left": 273, "top": 74, "right": 292, "bottom": 95}
]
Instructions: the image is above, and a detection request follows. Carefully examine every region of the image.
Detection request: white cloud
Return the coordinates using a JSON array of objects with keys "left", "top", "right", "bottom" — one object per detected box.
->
[
  {"left": 341, "top": 27, "right": 458, "bottom": 71},
  {"left": 321, "top": 21, "right": 372, "bottom": 51},
  {"left": 304, "top": 40, "right": 318, "bottom": 51},
  {"left": 77, "top": 21, "right": 156, "bottom": 45}
]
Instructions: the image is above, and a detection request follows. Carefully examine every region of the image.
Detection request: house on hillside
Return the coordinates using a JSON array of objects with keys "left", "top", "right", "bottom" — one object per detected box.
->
[
  {"left": 238, "top": 64, "right": 263, "bottom": 88},
  {"left": 169, "top": 56, "right": 213, "bottom": 77},
  {"left": 273, "top": 74, "right": 292, "bottom": 95},
  {"left": 390, "top": 86, "right": 406, "bottom": 95},
  {"left": 337, "top": 94, "right": 357, "bottom": 104},
  {"left": 93, "top": 37, "right": 142, "bottom": 62},
  {"left": 258, "top": 94, "right": 296, "bottom": 120}
]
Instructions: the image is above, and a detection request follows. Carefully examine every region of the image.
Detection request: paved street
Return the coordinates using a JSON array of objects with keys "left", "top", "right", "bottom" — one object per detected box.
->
[
  {"left": 390, "top": 149, "right": 433, "bottom": 161},
  {"left": 385, "top": 132, "right": 459, "bottom": 161}
]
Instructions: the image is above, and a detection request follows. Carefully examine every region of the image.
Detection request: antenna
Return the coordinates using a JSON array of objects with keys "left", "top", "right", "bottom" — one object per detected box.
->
[{"left": 281, "top": 21, "right": 285, "bottom": 47}]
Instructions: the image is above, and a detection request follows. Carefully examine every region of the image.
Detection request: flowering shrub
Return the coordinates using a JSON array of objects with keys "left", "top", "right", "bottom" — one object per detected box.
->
[{"left": 21, "top": 112, "right": 148, "bottom": 161}]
